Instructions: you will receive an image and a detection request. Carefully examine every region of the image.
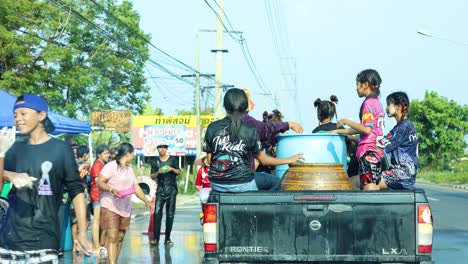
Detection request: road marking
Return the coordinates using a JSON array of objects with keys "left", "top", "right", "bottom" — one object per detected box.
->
[
  {"left": 427, "top": 197, "right": 439, "bottom": 201},
  {"left": 417, "top": 182, "right": 468, "bottom": 193}
]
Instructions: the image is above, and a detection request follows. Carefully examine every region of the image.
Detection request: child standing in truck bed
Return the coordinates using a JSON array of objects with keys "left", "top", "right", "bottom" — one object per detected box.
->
[{"left": 331, "top": 69, "right": 385, "bottom": 191}]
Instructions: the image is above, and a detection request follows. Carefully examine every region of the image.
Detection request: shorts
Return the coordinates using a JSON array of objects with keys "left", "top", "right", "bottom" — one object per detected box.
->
[
  {"left": 381, "top": 166, "right": 415, "bottom": 190},
  {"left": 0, "top": 247, "right": 58, "bottom": 264},
  {"left": 358, "top": 151, "right": 383, "bottom": 186},
  {"left": 92, "top": 201, "right": 101, "bottom": 208},
  {"left": 100, "top": 207, "right": 131, "bottom": 230}
]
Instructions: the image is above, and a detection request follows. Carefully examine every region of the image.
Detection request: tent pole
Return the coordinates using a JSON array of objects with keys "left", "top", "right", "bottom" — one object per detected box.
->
[{"left": 88, "top": 134, "right": 93, "bottom": 163}]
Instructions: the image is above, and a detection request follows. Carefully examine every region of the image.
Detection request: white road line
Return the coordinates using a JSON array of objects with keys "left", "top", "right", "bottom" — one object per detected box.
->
[{"left": 427, "top": 197, "right": 440, "bottom": 201}]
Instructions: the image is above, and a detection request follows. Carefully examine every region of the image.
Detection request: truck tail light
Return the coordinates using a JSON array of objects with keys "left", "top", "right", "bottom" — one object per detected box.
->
[
  {"left": 417, "top": 204, "right": 433, "bottom": 254},
  {"left": 203, "top": 203, "right": 218, "bottom": 252}
]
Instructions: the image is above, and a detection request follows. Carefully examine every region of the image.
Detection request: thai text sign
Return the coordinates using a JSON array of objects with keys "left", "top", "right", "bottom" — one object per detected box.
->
[
  {"left": 132, "top": 115, "right": 214, "bottom": 156},
  {"left": 144, "top": 125, "right": 186, "bottom": 156},
  {"left": 91, "top": 110, "right": 131, "bottom": 132}
]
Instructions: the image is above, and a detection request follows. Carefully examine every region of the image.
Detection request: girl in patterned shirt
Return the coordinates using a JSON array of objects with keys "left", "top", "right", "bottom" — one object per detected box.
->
[{"left": 331, "top": 69, "right": 385, "bottom": 190}]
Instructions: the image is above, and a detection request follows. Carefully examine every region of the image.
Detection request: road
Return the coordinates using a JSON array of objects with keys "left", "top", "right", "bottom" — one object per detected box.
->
[
  {"left": 61, "top": 184, "right": 468, "bottom": 263},
  {"left": 418, "top": 183, "right": 468, "bottom": 264}
]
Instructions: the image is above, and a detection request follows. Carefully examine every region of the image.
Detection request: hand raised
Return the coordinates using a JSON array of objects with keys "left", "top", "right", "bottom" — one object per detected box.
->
[{"left": 0, "top": 127, "right": 16, "bottom": 158}]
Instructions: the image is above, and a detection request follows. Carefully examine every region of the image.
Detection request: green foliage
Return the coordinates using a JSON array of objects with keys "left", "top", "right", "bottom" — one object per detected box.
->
[
  {"left": 418, "top": 157, "right": 468, "bottom": 184},
  {"left": 0, "top": 0, "right": 150, "bottom": 118},
  {"left": 142, "top": 103, "right": 164, "bottom": 115},
  {"left": 176, "top": 107, "right": 214, "bottom": 116},
  {"left": 410, "top": 91, "right": 468, "bottom": 168}
]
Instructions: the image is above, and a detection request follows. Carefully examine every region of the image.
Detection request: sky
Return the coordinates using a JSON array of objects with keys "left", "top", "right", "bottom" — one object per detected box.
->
[{"left": 131, "top": 0, "right": 468, "bottom": 132}]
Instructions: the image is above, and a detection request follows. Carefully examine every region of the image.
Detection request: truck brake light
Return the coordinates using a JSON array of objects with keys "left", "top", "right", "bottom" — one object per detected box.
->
[
  {"left": 417, "top": 204, "right": 433, "bottom": 254},
  {"left": 204, "top": 204, "right": 217, "bottom": 223},
  {"left": 203, "top": 203, "right": 218, "bottom": 252}
]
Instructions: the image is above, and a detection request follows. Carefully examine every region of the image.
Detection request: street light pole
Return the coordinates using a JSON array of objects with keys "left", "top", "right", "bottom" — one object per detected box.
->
[{"left": 417, "top": 29, "right": 468, "bottom": 47}]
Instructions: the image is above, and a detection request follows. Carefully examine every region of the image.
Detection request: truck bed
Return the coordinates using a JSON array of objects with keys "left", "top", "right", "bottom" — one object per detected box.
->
[{"left": 204, "top": 189, "right": 432, "bottom": 264}]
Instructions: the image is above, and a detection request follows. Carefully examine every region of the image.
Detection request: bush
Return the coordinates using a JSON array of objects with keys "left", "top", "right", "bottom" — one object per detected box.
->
[{"left": 418, "top": 157, "right": 468, "bottom": 184}]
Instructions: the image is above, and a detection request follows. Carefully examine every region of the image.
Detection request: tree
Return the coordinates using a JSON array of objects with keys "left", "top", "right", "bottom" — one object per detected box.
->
[
  {"left": 142, "top": 103, "right": 164, "bottom": 115},
  {"left": 410, "top": 91, "right": 468, "bottom": 168},
  {"left": 0, "top": 0, "right": 150, "bottom": 118},
  {"left": 175, "top": 107, "right": 214, "bottom": 116}
]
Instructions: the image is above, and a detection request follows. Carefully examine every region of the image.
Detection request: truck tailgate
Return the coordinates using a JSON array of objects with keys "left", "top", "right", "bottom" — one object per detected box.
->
[{"left": 215, "top": 191, "right": 418, "bottom": 263}]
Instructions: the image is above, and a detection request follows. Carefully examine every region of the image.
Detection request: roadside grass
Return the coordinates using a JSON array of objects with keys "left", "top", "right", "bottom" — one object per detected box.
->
[{"left": 418, "top": 157, "right": 468, "bottom": 185}]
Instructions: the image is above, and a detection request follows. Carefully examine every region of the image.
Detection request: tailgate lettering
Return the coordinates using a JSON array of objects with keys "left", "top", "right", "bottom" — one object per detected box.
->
[
  {"left": 225, "top": 246, "right": 270, "bottom": 253},
  {"left": 382, "top": 248, "right": 408, "bottom": 255}
]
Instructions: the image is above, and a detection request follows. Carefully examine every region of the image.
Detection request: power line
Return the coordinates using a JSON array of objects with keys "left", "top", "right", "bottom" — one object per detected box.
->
[
  {"left": 202, "top": 0, "right": 276, "bottom": 104},
  {"left": 203, "top": 0, "right": 242, "bottom": 43},
  {"left": 51, "top": 0, "right": 196, "bottom": 86}
]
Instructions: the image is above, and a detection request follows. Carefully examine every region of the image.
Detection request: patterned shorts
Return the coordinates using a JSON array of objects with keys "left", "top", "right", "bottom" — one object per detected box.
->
[
  {"left": 358, "top": 151, "right": 383, "bottom": 186},
  {"left": 381, "top": 166, "right": 415, "bottom": 189},
  {"left": 0, "top": 247, "right": 58, "bottom": 264}
]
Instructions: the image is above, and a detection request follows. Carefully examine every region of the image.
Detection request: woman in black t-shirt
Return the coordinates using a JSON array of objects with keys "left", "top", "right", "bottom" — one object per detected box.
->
[{"left": 203, "top": 88, "right": 302, "bottom": 192}]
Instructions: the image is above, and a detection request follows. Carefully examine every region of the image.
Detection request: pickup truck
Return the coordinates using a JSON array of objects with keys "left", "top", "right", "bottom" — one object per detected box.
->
[
  {"left": 202, "top": 134, "right": 433, "bottom": 263},
  {"left": 202, "top": 189, "right": 433, "bottom": 264}
]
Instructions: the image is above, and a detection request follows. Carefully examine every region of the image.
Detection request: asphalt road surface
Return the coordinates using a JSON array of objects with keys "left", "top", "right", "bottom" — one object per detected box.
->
[{"left": 61, "top": 184, "right": 468, "bottom": 263}]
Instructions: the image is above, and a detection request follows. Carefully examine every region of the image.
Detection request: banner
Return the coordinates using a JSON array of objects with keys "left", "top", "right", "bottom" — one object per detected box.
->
[
  {"left": 91, "top": 110, "right": 131, "bottom": 132},
  {"left": 133, "top": 115, "right": 214, "bottom": 156},
  {"left": 133, "top": 115, "right": 214, "bottom": 128},
  {"left": 143, "top": 125, "right": 186, "bottom": 156}
]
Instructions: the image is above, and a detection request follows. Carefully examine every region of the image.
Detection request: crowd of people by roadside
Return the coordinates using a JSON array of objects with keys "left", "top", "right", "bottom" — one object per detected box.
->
[{"left": 0, "top": 68, "right": 420, "bottom": 263}]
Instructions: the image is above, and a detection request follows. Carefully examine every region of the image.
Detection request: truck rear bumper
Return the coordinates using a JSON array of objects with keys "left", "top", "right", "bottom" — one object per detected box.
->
[{"left": 204, "top": 254, "right": 432, "bottom": 263}]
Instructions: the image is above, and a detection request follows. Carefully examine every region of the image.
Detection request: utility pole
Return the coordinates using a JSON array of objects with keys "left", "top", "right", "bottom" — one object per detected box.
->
[
  {"left": 214, "top": 0, "right": 225, "bottom": 120},
  {"left": 182, "top": 65, "right": 214, "bottom": 158},
  {"left": 198, "top": 27, "right": 242, "bottom": 119}
]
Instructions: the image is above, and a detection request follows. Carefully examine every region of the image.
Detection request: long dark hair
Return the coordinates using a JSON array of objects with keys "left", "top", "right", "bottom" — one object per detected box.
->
[
  {"left": 356, "top": 69, "right": 381, "bottom": 98},
  {"left": 357, "top": 69, "right": 382, "bottom": 121},
  {"left": 115, "top": 142, "right": 134, "bottom": 168},
  {"left": 96, "top": 144, "right": 109, "bottom": 161},
  {"left": 314, "top": 95, "right": 338, "bottom": 122},
  {"left": 223, "top": 88, "right": 248, "bottom": 141},
  {"left": 387, "top": 92, "right": 410, "bottom": 119}
]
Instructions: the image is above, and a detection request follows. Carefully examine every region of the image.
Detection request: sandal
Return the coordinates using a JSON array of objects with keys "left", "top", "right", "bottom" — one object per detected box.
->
[{"left": 93, "top": 247, "right": 107, "bottom": 258}]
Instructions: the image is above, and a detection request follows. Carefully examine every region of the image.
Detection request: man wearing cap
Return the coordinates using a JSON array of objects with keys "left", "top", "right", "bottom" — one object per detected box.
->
[
  {"left": 149, "top": 141, "right": 181, "bottom": 247},
  {"left": 0, "top": 94, "right": 92, "bottom": 262}
]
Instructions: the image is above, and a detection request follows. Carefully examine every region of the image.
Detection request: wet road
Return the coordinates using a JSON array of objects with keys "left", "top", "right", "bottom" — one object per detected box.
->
[
  {"left": 419, "top": 183, "right": 468, "bottom": 264},
  {"left": 61, "top": 184, "right": 468, "bottom": 263},
  {"left": 61, "top": 198, "right": 204, "bottom": 264}
]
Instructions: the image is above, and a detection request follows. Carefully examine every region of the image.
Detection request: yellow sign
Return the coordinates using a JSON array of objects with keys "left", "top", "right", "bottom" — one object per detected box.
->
[
  {"left": 133, "top": 115, "right": 214, "bottom": 128},
  {"left": 91, "top": 110, "right": 132, "bottom": 132}
]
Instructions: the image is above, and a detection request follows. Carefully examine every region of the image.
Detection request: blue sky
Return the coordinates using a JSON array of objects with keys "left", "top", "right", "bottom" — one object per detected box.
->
[{"left": 132, "top": 0, "right": 468, "bottom": 132}]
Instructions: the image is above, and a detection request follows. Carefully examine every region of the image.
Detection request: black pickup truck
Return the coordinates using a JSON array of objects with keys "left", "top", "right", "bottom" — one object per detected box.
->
[{"left": 202, "top": 189, "right": 433, "bottom": 264}]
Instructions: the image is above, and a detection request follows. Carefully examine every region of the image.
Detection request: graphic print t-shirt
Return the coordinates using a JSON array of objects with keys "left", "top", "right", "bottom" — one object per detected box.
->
[
  {"left": 203, "top": 117, "right": 262, "bottom": 185},
  {"left": 357, "top": 97, "right": 385, "bottom": 158},
  {"left": 381, "top": 119, "right": 419, "bottom": 184},
  {"left": 0, "top": 138, "right": 84, "bottom": 251}
]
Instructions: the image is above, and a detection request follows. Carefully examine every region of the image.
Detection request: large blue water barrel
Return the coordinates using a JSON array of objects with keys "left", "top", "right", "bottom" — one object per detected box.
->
[{"left": 275, "top": 133, "right": 347, "bottom": 178}]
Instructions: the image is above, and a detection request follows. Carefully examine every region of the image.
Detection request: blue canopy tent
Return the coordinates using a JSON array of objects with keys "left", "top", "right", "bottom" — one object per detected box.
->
[{"left": 0, "top": 88, "right": 90, "bottom": 135}]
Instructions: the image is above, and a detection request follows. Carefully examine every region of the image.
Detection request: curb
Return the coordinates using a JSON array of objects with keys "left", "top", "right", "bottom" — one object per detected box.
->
[
  {"left": 440, "top": 183, "right": 468, "bottom": 190},
  {"left": 417, "top": 180, "right": 468, "bottom": 190}
]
